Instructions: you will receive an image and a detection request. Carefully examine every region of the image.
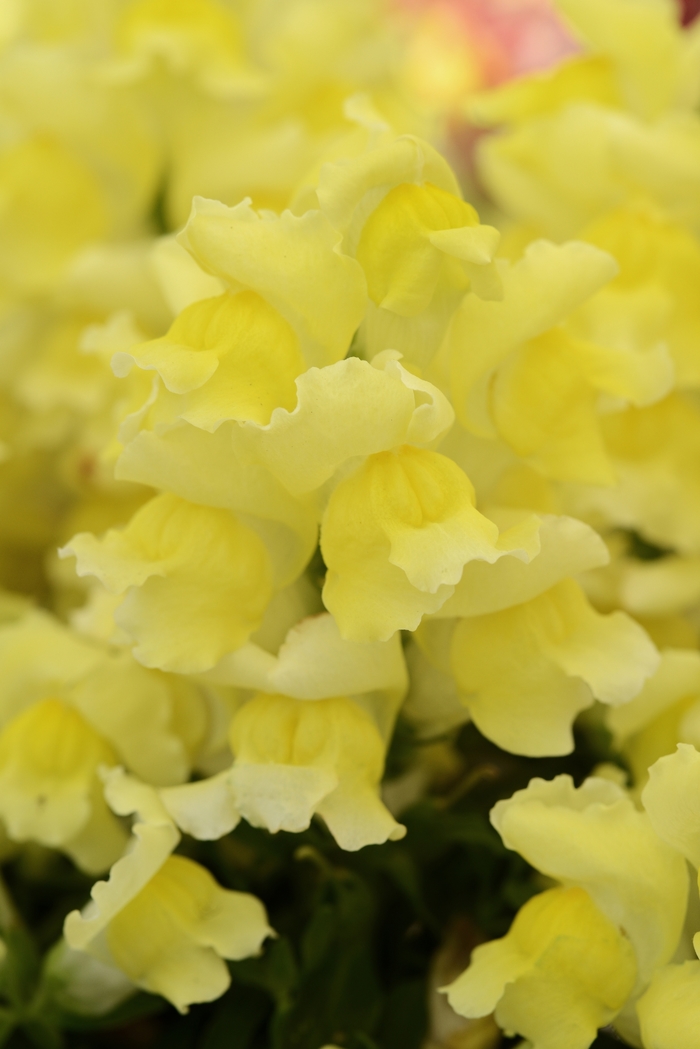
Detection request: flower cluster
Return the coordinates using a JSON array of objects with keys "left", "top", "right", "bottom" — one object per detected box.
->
[{"left": 0, "top": 0, "right": 698, "bottom": 1045}]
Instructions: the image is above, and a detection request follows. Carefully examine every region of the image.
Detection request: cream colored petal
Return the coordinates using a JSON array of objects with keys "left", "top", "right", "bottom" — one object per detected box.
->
[
  {"left": 151, "top": 235, "right": 226, "bottom": 316},
  {"left": 322, "top": 537, "right": 455, "bottom": 642},
  {"left": 248, "top": 355, "right": 452, "bottom": 496},
  {"left": 64, "top": 494, "right": 274, "bottom": 674},
  {"left": 144, "top": 854, "right": 272, "bottom": 962},
  {"left": 444, "top": 240, "right": 618, "bottom": 435},
  {"left": 260, "top": 613, "right": 407, "bottom": 701},
  {"left": 445, "top": 886, "right": 636, "bottom": 1046},
  {"left": 115, "top": 422, "right": 318, "bottom": 589},
  {"left": 536, "top": 580, "right": 660, "bottom": 706},
  {"left": 617, "top": 557, "right": 700, "bottom": 618},
  {"left": 71, "top": 652, "right": 191, "bottom": 787},
  {"left": 203, "top": 615, "right": 407, "bottom": 746},
  {"left": 228, "top": 763, "right": 337, "bottom": 834},
  {"left": 444, "top": 936, "right": 529, "bottom": 1019},
  {"left": 64, "top": 816, "right": 179, "bottom": 952},
  {"left": 189, "top": 886, "right": 272, "bottom": 962},
  {"left": 555, "top": 0, "right": 681, "bottom": 120},
  {"left": 436, "top": 514, "right": 609, "bottom": 618},
  {"left": 316, "top": 136, "right": 460, "bottom": 240},
  {"left": 642, "top": 744, "right": 700, "bottom": 868},
  {"left": 134, "top": 938, "right": 230, "bottom": 1015},
  {"left": 0, "top": 610, "right": 104, "bottom": 721},
  {"left": 113, "top": 340, "right": 220, "bottom": 396},
  {"left": 607, "top": 649, "right": 700, "bottom": 746},
  {"left": 450, "top": 610, "right": 593, "bottom": 756},
  {"left": 637, "top": 961, "right": 700, "bottom": 1049},
  {"left": 491, "top": 774, "right": 689, "bottom": 983},
  {"left": 179, "top": 198, "right": 367, "bottom": 368},
  {"left": 0, "top": 699, "right": 119, "bottom": 852},
  {"left": 316, "top": 780, "right": 406, "bottom": 851},
  {"left": 572, "top": 337, "right": 674, "bottom": 409},
  {"left": 429, "top": 225, "right": 501, "bottom": 266},
  {"left": 466, "top": 55, "right": 621, "bottom": 127},
  {"left": 160, "top": 773, "right": 240, "bottom": 841}
]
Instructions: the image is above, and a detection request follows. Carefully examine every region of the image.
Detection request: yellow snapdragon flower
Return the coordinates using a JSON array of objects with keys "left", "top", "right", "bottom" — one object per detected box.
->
[
  {"left": 443, "top": 886, "right": 637, "bottom": 1049},
  {"left": 637, "top": 960, "right": 700, "bottom": 1049},
  {"left": 65, "top": 772, "right": 272, "bottom": 1013},
  {"left": 0, "top": 135, "right": 107, "bottom": 298},
  {"left": 61, "top": 492, "right": 274, "bottom": 673},
  {"left": 0, "top": 697, "right": 124, "bottom": 875},
  {"left": 606, "top": 650, "right": 700, "bottom": 791},
  {"left": 113, "top": 0, "right": 262, "bottom": 96},
  {"left": 0, "top": 606, "right": 213, "bottom": 869},
  {"left": 572, "top": 393, "right": 700, "bottom": 555},
  {"left": 404, "top": 512, "right": 656, "bottom": 751},
  {"left": 441, "top": 237, "right": 673, "bottom": 486},
  {"left": 578, "top": 202, "right": 700, "bottom": 388},
  {"left": 491, "top": 774, "right": 688, "bottom": 987},
  {"left": 314, "top": 134, "right": 501, "bottom": 369},
  {"left": 163, "top": 612, "right": 408, "bottom": 850},
  {"left": 229, "top": 692, "right": 405, "bottom": 849},
  {"left": 449, "top": 578, "right": 658, "bottom": 756},
  {"left": 446, "top": 771, "right": 690, "bottom": 1047}
]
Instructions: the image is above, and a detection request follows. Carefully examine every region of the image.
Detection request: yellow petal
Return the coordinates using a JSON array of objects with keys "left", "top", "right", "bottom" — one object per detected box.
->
[
  {"left": 355, "top": 181, "right": 495, "bottom": 317},
  {"left": 491, "top": 774, "right": 689, "bottom": 983},
  {"left": 555, "top": 0, "right": 681, "bottom": 119},
  {"left": 0, "top": 698, "right": 121, "bottom": 857},
  {"left": 114, "top": 291, "right": 305, "bottom": 428},
  {"left": 437, "top": 514, "right": 609, "bottom": 618},
  {"left": 642, "top": 743, "right": 700, "bottom": 868},
  {"left": 445, "top": 887, "right": 636, "bottom": 1049},
  {"left": 637, "top": 961, "right": 700, "bottom": 1049},
  {"left": 321, "top": 446, "right": 505, "bottom": 640},
  {"left": 179, "top": 198, "right": 367, "bottom": 368},
  {"left": 444, "top": 239, "right": 618, "bottom": 436},
  {"left": 61, "top": 494, "right": 274, "bottom": 673},
  {"left": 248, "top": 353, "right": 454, "bottom": 496},
  {"left": 229, "top": 692, "right": 403, "bottom": 848},
  {"left": 106, "top": 855, "right": 271, "bottom": 1012},
  {"left": 115, "top": 420, "right": 318, "bottom": 588}
]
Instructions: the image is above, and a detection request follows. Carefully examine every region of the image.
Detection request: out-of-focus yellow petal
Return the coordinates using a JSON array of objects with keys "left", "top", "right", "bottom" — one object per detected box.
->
[
  {"left": 642, "top": 743, "right": 700, "bottom": 868},
  {"left": 637, "top": 961, "right": 700, "bottom": 1049},
  {"left": 555, "top": 0, "right": 681, "bottom": 120}
]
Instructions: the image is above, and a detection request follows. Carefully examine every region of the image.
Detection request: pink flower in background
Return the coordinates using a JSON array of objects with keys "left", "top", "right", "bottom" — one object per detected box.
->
[
  {"left": 394, "top": 0, "right": 579, "bottom": 185},
  {"left": 397, "top": 0, "right": 578, "bottom": 113}
]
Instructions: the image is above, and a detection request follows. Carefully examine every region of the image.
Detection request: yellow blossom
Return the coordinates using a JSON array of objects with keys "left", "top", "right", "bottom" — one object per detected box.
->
[
  {"left": 443, "top": 886, "right": 637, "bottom": 1049},
  {"left": 61, "top": 492, "right": 274, "bottom": 673},
  {"left": 64, "top": 772, "right": 272, "bottom": 1013}
]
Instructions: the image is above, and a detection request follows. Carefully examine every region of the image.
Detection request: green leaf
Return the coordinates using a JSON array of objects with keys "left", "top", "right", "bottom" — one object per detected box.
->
[
  {"left": 199, "top": 984, "right": 270, "bottom": 1049},
  {"left": 230, "top": 937, "right": 299, "bottom": 1011},
  {"left": 2, "top": 931, "right": 40, "bottom": 1009},
  {"left": 0, "top": 1008, "right": 16, "bottom": 1048},
  {"left": 377, "top": 980, "right": 428, "bottom": 1049},
  {"left": 56, "top": 991, "right": 167, "bottom": 1032}
]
